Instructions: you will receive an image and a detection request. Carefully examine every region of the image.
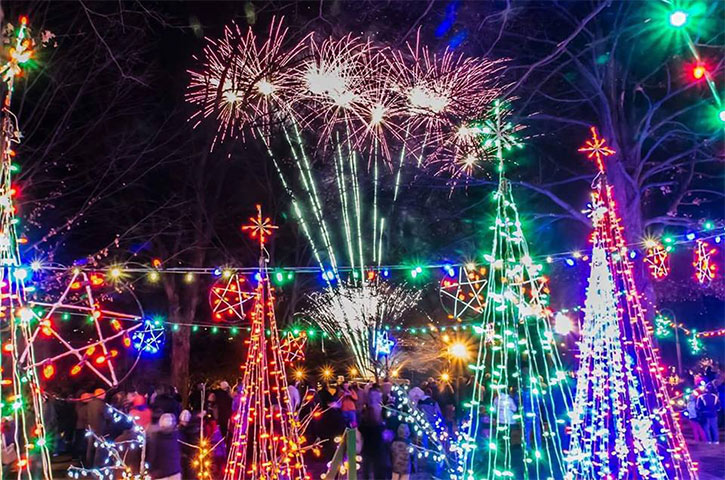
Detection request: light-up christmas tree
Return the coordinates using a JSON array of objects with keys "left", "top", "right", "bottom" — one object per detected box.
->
[
  {"left": 224, "top": 205, "right": 309, "bottom": 480},
  {"left": 565, "top": 127, "right": 697, "bottom": 479},
  {"left": 460, "top": 103, "right": 572, "bottom": 479},
  {"left": 0, "top": 17, "right": 53, "bottom": 479}
]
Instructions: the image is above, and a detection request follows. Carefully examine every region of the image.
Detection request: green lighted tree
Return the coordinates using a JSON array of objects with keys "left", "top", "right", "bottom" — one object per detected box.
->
[{"left": 460, "top": 103, "right": 573, "bottom": 480}]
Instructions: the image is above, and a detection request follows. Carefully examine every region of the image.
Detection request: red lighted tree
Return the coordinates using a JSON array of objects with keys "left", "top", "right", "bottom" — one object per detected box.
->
[{"left": 224, "top": 205, "right": 308, "bottom": 480}]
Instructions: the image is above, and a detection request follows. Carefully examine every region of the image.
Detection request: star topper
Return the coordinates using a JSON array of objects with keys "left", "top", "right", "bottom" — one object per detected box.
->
[
  {"left": 578, "top": 126, "right": 615, "bottom": 173},
  {"left": 241, "top": 204, "right": 278, "bottom": 250}
]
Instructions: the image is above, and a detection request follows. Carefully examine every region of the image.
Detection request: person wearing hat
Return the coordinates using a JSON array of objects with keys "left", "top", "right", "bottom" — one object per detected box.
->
[{"left": 147, "top": 413, "right": 182, "bottom": 480}]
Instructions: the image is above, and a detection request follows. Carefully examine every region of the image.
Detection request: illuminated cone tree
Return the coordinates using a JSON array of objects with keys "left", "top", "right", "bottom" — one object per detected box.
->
[
  {"left": 224, "top": 205, "right": 308, "bottom": 480},
  {"left": 0, "top": 18, "right": 53, "bottom": 479},
  {"left": 565, "top": 128, "right": 696, "bottom": 479},
  {"left": 460, "top": 103, "right": 572, "bottom": 479}
]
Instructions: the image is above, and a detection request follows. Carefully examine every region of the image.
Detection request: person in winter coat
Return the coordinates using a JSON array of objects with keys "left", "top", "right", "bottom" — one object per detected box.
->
[
  {"left": 147, "top": 414, "right": 182, "bottom": 480},
  {"left": 178, "top": 410, "right": 201, "bottom": 480},
  {"left": 697, "top": 384, "right": 721, "bottom": 444},
  {"left": 73, "top": 392, "right": 90, "bottom": 462},
  {"left": 687, "top": 392, "right": 707, "bottom": 442},
  {"left": 216, "top": 382, "right": 233, "bottom": 438},
  {"left": 338, "top": 382, "right": 359, "bottom": 427},
  {"left": 129, "top": 393, "right": 152, "bottom": 430}
]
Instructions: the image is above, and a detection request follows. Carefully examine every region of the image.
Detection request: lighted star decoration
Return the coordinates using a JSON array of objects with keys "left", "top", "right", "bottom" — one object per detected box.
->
[
  {"left": 209, "top": 272, "right": 257, "bottom": 322},
  {"left": 644, "top": 239, "right": 670, "bottom": 280},
  {"left": 132, "top": 319, "right": 165, "bottom": 355},
  {"left": 21, "top": 269, "right": 143, "bottom": 387},
  {"left": 439, "top": 264, "right": 488, "bottom": 319},
  {"left": 241, "top": 203, "right": 278, "bottom": 249},
  {"left": 693, "top": 239, "right": 717, "bottom": 285},
  {"left": 280, "top": 331, "right": 307, "bottom": 364},
  {"left": 578, "top": 126, "right": 615, "bottom": 173},
  {"left": 374, "top": 330, "right": 395, "bottom": 358}
]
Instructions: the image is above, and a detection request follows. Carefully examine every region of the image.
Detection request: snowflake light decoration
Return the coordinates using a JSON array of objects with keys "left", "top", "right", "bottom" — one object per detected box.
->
[
  {"left": 374, "top": 330, "right": 395, "bottom": 358},
  {"left": 578, "top": 126, "right": 615, "bottom": 173}
]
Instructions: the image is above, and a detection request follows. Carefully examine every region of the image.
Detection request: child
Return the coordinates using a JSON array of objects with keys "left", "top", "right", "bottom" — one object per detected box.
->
[{"left": 390, "top": 423, "right": 411, "bottom": 480}]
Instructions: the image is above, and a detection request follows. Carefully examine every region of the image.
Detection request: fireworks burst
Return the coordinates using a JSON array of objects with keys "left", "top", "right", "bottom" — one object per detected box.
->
[
  {"left": 187, "top": 18, "right": 308, "bottom": 144},
  {"left": 304, "top": 281, "right": 421, "bottom": 377},
  {"left": 294, "top": 34, "right": 375, "bottom": 142},
  {"left": 388, "top": 31, "right": 505, "bottom": 158}
]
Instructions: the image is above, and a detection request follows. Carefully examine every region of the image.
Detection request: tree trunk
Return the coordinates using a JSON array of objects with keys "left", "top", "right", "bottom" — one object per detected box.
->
[
  {"left": 171, "top": 324, "right": 191, "bottom": 405},
  {"left": 606, "top": 150, "right": 658, "bottom": 319}
]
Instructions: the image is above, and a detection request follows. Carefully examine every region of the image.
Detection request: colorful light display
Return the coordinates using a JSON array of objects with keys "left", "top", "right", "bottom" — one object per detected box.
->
[
  {"left": 67, "top": 405, "right": 149, "bottom": 479},
  {"left": 460, "top": 103, "right": 572, "bottom": 479},
  {"left": 209, "top": 272, "right": 256, "bottom": 322},
  {"left": 644, "top": 239, "right": 670, "bottom": 279},
  {"left": 565, "top": 127, "right": 697, "bottom": 479},
  {"left": 19, "top": 269, "right": 145, "bottom": 388},
  {"left": 280, "top": 330, "right": 307, "bottom": 364},
  {"left": 439, "top": 264, "right": 487, "bottom": 319},
  {"left": 693, "top": 238, "right": 717, "bottom": 285},
  {"left": 0, "top": 18, "right": 53, "bottom": 479},
  {"left": 224, "top": 205, "right": 309, "bottom": 480}
]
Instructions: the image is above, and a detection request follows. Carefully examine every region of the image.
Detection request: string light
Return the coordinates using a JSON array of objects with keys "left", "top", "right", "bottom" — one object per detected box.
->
[{"left": 67, "top": 404, "right": 149, "bottom": 479}]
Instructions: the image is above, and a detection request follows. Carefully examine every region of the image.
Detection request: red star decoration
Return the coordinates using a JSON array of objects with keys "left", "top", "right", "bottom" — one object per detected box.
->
[
  {"left": 241, "top": 204, "right": 278, "bottom": 249},
  {"left": 280, "top": 331, "right": 307, "bottom": 364},
  {"left": 578, "top": 126, "right": 615, "bottom": 173}
]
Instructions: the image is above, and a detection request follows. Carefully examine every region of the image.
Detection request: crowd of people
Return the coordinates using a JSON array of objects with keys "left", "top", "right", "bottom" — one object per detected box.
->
[
  {"left": 4, "top": 364, "right": 723, "bottom": 479},
  {"left": 4, "top": 376, "right": 457, "bottom": 479}
]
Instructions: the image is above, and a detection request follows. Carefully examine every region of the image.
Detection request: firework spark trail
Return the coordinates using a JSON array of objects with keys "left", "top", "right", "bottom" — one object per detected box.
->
[{"left": 305, "top": 281, "right": 421, "bottom": 377}]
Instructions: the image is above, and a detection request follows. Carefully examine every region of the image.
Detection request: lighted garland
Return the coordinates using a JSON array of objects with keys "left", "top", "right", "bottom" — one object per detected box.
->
[{"left": 384, "top": 384, "right": 462, "bottom": 478}]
